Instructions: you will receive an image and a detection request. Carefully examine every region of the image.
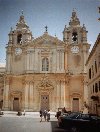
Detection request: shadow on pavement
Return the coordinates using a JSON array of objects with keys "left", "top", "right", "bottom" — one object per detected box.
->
[{"left": 50, "top": 121, "right": 68, "bottom": 132}]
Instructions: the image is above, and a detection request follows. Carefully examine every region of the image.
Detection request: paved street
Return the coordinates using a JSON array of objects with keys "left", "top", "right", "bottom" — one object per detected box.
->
[{"left": 0, "top": 112, "right": 67, "bottom": 132}]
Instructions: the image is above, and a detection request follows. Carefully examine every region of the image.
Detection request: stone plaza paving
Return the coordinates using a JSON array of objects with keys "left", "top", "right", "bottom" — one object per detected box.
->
[{"left": 0, "top": 111, "right": 66, "bottom": 132}]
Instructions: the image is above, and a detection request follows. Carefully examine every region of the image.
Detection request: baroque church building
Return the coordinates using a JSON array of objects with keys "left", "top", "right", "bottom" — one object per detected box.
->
[{"left": 2, "top": 10, "right": 90, "bottom": 112}]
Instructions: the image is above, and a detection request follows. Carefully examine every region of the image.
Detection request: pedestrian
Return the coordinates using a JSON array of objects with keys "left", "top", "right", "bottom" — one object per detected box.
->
[
  {"left": 62, "top": 107, "right": 67, "bottom": 114},
  {"left": 56, "top": 110, "right": 61, "bottom": 119},
  {"left": 23, "top": 109, "right": 25, "bottom": 116},
  {"left": 39, "top": 109, "right": 43, "bottom": 122},
  {"left": 47, "top": 110, "right": 50, "bottom": 122},
  {"left": 43, "top": 110, "right": 47, "bottom": 121}
]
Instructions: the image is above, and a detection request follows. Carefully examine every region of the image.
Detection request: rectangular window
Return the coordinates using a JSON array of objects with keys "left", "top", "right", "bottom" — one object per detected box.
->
[
  {"left": 95, "top": 83, "right": 98, "bottom": 93},
  {"left": 99, "top": 81, "right": 100, "bottom": 91},
  {"left": 42, "top": 58, "right": 49, "bottom": 71},
  {"left": 95, "top": 60, "right": 97, "bottom": 73},
  {"left": 89, "top": 68, "right": 91, "bottom": 79},
  {"left": 93, "top": 85, "right": 94, "bottom": 93},
  {"left": 92, "top": 65, "right": 94, "bottom": 78},
  {"left": 98, "top": 55, "right": 100, "bottom": 68}
]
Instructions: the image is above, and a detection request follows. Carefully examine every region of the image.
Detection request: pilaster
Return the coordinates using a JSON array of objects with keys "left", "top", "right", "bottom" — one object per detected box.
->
[
  {"left": 57, "top": 50, "right": 60, "bottom": 71},
  {"left": 56, "top": 81, "right": 60, "bottom": 109},
  {"left": 61, "top": 81, "right": 65, "bottom": 107},
  {"left": 26, "top": 51, "right": 30, "bottom": 71},
  {"left": 29, "top": 81, "right": 34, "bottom": 111},
  {"left": 3, "top": 78, "right": 10, "bottom": 110},
  {"left": 65, "top": 78, "right": 70, "bottom": 110},
  {"left": 24, "top": 81, "right": 29, "bottom": 110}
]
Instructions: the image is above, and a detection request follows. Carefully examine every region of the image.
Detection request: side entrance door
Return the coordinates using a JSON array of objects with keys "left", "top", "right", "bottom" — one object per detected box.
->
[
  {"left": 72, "top": 98, "right": 79, "bottom": 112},
  {"left": 41, "top": 95, "right": 49, "bottom": 110},
  {"left": 13, "top": 98, "right": 19, "bottom": 111}
]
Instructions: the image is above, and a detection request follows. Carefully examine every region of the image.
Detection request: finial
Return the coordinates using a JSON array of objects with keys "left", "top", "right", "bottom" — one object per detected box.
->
[
  {"left": 45, "top": 26, "right": 48, "bottom": 32},
  {"left": 65, "top": 25, "right": 67, "bottom": 28},
  {"left": 10, "top": 27, "right": 13, "bottom": 31},
  {"left": 83, "top": 24, "right": 86, "bottom": 30},
  {"left": 21, "top": 10, "right": 24, "bottom": 15},
  {"left": 73, "top": 8, "right": 76, "bottom": 12}
]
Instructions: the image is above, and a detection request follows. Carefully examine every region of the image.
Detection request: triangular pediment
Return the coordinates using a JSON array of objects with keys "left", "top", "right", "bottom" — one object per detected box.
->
[{"left": 32, "top": 32, "right": 65, "bottom": 46}]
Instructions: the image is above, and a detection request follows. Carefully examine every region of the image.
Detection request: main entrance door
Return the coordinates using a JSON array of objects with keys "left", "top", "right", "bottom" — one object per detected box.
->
[
  {"left": 41, "top": 95, "right": 49, "bottom": 110},
  {"left": 13, "top": 98, "right": 19, "bottom": 111}
]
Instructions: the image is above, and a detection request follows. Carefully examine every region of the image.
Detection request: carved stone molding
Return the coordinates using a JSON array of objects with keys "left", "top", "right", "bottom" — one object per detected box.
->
[
  {"left": 10, "top": 91, "right": 22, "bottom": 97},
  {"left": 22, "top": 76, "right": 34, "bottom": 85},
  {"left": 37, "top": 74, "right": 54, "bottom": 94},
  {"left": 5, "top": 77, "right": 12, "bottom": 85},
  {"left": 70, "top": 92, "right": 82, "bottom": 98}
]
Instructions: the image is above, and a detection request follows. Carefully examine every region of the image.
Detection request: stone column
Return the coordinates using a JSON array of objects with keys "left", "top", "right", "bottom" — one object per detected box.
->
[
  {"left": 6, "top": 53, "right": 11, "bottom": 73},
  {"left": 38, "top": 52, "right": 40, "bottom": 72},
  {"left": 65, "top": 78, "right": 70, "bottom": 111},
  {"left": 29, "top": 51, "right": 33, "bottom": 71},
  {"left": 24, "top": 82, "right": 29, "bottom": 110},
  {"left": 57, "top": 50, "right": 59, "bottom": 71},
  {"left": 83, "top": 78, "right": 89, "bottom": 113},
  {"left": 50, "top": 91, "right": 54, "bottom": 111},
  {"left": 50, "top": 53, "right": 52, "bottom": 72},
  {"left": 29, "top": 82, "right": 34, "bottom": 111},
  {"left": 52, "top": 50, "right": 56, "bottom": 72},
  {"left": 26, "top": 51, "right": 30, "bottom": 71},
  {"left": 34, "top": 50, "right": 38, "bottom": 72},
  {"left": 59, "top": 51, "right": 62, "bottom": 70},
  {"left": 56, "top": 81, "right": 60, "bottom": 109},
  {"left": 61, "top": 81, "right": 65, "bottom": 107},
  {"left": 3, "top": 79, "right": 10, "bottom": 110},
  {"left": 64, "top": 48, "right": 68, "bottom": 72},
  {"left": 61, "top": 50, "right": 64, "bottom": 71}
]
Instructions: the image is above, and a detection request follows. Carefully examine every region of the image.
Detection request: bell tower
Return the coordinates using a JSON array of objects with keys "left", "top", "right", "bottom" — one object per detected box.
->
[
  {"left": 63, "top": 9, "right": 87, "bottom": 45},
  {"left": 8, "top": 11, "right": 32, "bottom": 45},
  {"left": 6, "top": 12, "right": 33, "bottom": 73},
  {"left": 63, "top": 10, "right": 90, "bottom": 74}
]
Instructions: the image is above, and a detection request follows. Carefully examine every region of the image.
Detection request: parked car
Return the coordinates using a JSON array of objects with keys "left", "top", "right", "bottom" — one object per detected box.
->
[
  {"left": 58, "top": 112, "right": 100, "bottom": 132},
  {"left": 55, "top": 110, "right": 71, "bottom": 119}
]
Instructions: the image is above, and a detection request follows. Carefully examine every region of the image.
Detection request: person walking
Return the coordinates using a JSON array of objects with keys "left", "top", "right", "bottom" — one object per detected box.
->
[
  {"left": 47, "top": 110, "right": 50, "bottom": 122},
  {"left": 43, "top": 110, "right": 47, "bottom": 121},
  {"left": 39, "top": 109, "right": 43, "bottom": 122},
  {"left": 56, "top": 110, "right": 61, "bottom": 119}
]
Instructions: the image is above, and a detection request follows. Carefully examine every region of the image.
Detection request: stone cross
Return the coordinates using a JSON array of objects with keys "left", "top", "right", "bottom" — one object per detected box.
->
[{"left": 45, "top": 26, "right": 48, "bottom": 32}]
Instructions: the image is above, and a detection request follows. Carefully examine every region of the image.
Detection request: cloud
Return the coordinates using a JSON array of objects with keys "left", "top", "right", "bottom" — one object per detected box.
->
[{"left": 0, "top": 63, "right": 5, "bottom": 67}]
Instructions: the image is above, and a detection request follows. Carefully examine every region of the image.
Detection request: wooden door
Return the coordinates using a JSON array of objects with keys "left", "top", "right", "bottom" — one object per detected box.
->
[
  {"left": 72, "top": 98, "right": 79, "bottom": 112},
  {"left": 13, "top": 98, "right": 19, "bottom": 111},
  {"left": 41, "top": 95, "right": 49, "bottom": 110}
]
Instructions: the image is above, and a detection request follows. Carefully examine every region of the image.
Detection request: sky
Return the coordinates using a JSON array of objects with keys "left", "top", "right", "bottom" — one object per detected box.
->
[{"left": 0, "top": 0, "right": 100, "bottom": 66}]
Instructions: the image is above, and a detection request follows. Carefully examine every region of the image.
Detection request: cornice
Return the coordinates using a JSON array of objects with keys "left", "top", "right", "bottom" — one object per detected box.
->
[
  {"left": 86, "top": 33, "right": 100, "bottom": 65},
  {"left": 32, "top": 33, "right": 65, "bottom": 46}
]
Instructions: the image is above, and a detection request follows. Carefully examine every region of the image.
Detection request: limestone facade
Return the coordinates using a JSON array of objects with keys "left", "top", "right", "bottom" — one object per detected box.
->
[
  {"left": 86, "top": 34, "right": 100, "bottom": 115},
  {"left": 0, "top": 67, "right": 5, "bottom": 109},
  {"left": 0, "top": 10, "right": 90, "bottom": 112}
]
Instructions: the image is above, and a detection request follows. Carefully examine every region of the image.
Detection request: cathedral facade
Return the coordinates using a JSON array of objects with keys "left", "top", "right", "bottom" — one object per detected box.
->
[{"left": 2, "top": 10, "right": 90, "bottom": 112}]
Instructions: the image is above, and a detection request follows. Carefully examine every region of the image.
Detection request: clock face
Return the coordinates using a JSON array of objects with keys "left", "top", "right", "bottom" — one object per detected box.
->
[
  {"left": 71, "top": 46, "right": 79, "bottom": 53},
  {"left": 15, "top": 48, "right": 22, "bottom": 55}
]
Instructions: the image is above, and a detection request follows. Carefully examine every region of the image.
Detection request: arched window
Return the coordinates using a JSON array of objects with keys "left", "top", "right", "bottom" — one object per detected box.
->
[
  {"left": 72, "top": 32, "right": 78, "bottom": 42},
  {"left": 42, "top": 58, "right": 49, "bottom": 71},
  {"left": 17, "top": 34, "right": 22, "bottom": 43}
]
